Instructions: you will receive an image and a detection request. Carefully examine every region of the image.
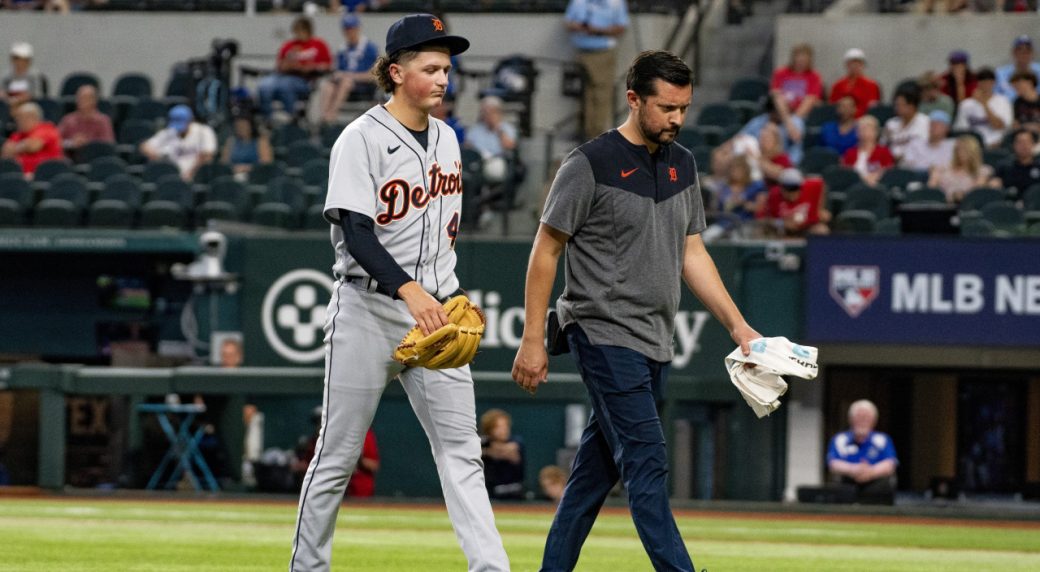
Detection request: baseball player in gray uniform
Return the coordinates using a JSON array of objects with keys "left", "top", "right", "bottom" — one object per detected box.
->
[{"left": 289, "top": 14, "right": 510, "bottom": 572}]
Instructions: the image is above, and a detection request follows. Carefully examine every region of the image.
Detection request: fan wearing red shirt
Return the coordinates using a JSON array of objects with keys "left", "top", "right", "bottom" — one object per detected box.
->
[
  {"left": 759, "top": 168, "right": 830, "bottom": 236},
  {"left": 345, "top": 428, "right": 380, "bottom": 497},
  {"left": 257, "top": 15, "right": 332, "bottom": 118},
  {"left": 842, "top": 114, "right": 894, "bottom": 186},
  {"left": 1, "top": 102, "right": 64, "bottom": 176},
  {"left": 829, "top": 49, "right": 881, "bottom": 118},
  {"left": 771, "top": 43, "right": 823, "bottom": 120}
]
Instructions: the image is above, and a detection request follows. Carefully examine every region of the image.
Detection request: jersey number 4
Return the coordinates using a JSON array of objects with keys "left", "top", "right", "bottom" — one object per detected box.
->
[{"left": 446, "top": 211, "right": 460, "bottom": 249}]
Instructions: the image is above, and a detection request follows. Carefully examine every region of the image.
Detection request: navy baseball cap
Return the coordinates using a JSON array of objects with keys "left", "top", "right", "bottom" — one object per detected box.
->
[
  {"left": 341, "top": 13, "right": 360, "bottom": 30},
  {"left": 1013, "top": 35, "right": 1033, "bottom": 49},
  {"left": 385, "top": 14, "right": 469, "bottom": 57}
]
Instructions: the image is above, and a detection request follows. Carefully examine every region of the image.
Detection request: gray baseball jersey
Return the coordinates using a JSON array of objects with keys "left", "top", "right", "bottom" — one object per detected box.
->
[{"left": 324, "top": 104, "right": 463, "bottom": 298}]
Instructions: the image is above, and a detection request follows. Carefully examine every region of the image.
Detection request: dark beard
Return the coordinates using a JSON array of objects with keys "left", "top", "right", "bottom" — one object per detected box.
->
[{"left": 638, "top": 113, "right": 678, "bottom": 146}]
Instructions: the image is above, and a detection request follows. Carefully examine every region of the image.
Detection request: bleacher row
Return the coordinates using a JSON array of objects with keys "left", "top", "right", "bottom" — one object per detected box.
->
[
  {"left": 71, "top": 0, "right": 581, "bottom": 13},
  {"left": 685, "top": 76, "right": 1040, "bottom": 237}
]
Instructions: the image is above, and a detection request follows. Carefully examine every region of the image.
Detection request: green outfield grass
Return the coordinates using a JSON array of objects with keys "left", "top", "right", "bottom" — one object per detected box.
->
[{"left": 1, "top": 497, "right": 1038, "bottom": 571}]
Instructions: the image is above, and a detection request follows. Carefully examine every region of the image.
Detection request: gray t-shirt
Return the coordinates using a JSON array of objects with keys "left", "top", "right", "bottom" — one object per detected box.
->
[{"left": 541, "top": 130, "right": 705, "bottom": 362}]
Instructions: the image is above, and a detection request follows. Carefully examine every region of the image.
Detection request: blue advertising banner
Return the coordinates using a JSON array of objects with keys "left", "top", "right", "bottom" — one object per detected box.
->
[{"left": 806, "top": 236, "right": 1040, "bottom": 347}]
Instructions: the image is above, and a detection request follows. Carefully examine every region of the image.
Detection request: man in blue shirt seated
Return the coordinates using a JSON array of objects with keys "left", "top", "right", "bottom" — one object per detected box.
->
[
  {"left": 319, "top": 13, "right": 380, "bottom": 124},
  {"left": 827, "top": 399, "right": 898, "bottom": 502}
]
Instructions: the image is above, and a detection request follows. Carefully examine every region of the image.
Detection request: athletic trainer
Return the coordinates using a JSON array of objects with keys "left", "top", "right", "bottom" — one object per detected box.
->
[{"left": 512, "top": 50, "right": 761, "bottom": 571}]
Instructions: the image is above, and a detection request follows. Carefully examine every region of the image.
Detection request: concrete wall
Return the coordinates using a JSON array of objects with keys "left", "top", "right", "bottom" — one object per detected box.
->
[
  {"left": 776, "top": 14, "right": 1040, "bottom": 99},
  {"left": 1, "top": 11, "right": 674, "bottom": 132}
]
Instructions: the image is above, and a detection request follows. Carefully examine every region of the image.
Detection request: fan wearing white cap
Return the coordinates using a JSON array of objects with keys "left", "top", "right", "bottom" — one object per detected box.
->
[
  {"left": 2, "top": 42, "right": 45, "bottom": 108},
  {"left": 828, "top": 48, "right": 881, "bottom": 118}
]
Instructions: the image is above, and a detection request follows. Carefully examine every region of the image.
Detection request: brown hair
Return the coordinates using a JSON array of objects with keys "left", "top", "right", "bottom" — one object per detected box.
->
[
  {"left": 789, "top": 43, "right": 814, "bottom": 69},
  {"left": 479, "top": 408, "right": 511, "bottom": 436},
  {"left": 373, "top": 49, "right": 422, "bottom": 93}
]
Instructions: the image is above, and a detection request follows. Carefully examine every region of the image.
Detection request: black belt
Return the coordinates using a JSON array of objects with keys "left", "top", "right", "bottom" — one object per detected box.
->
[{"left": 342, "top": 275, "right": 464, "bottom": 302}]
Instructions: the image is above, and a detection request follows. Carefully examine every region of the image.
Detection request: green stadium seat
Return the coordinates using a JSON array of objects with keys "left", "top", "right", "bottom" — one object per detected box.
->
[
  {"left": 960, "top": 218, "right": 996, "bottom": 237},
  {"left": 284, "top": 141, "right": 324, "bottom": 169},
  {"left": 119, "top": 119, "right": 156, "bottom": 146},
  {"left": 959, "top": 187, "right": 1004, "bottom": 212},
  {"left": 247, "top": 162, "right": 285, "bottom": 185},
  {"left": 302, "top": 203, "right": 329, "bottom": 230},
  {"left": 805, "top": 104, "right": 838, "bottom": 128},
  {"left": 460, "top": 148, "right": 483, "bottom": 176},
  {"left": 59, "top": 72, "right": 101, "bottom": 98},
  {"left": 251, "top": 202, "right": 296, "bottom": 229},
  {"left": 866, "top": 103, "right": 894, "bottom": 125},
  {"left": 822, "top": 165, "right": 861, "bottom": 193},
  {"left": 127, "top": 98, "right": 168, "bottom": 123},
  {"left": 844, "top": 184, "right": 890, "bottom": 219},
  {"left": 301, "top": 159, "right": 329, "bottom": 187},
  {"left": 874, "top": 217, "right": 902, "bottom": 235},
  {"left": 87, "top": 200, "right": 134, "bottom": 228},
  {"left": 139, "top": 201, "right": 187, "bottom": 229},
  {"left": 195, "top": 201, "right": 240, "bottom": 225},
  {"left": 45, "top": 174, "right": 90, "bottom": 208},
  {"left": 0, "top": 174, "right": 31, "bottom": 226},
  {"left": 87, "top": 156, "right": 129, "bottom": 183},
  {"left": 800, "top": 147, "right": 841, "bottom": 176},
  {"left": 37, "top": 98, "right": 63, "bottom": 123},
  {"left": 75, "top": 141, "right": 117, "bottom": 164},
  {"left": 834, "top": 210, "right": 877, "bottom": 234},
  {"left": 728, "top": 77, "right": 769, "bottom": 102},
  {"left": 142, "top": 161, "right": 181, "bottom": 183},
  {"left": 153, "top": 176, "right": 195, "bottom": 209},
  {"left": 1021, "top": 184, "right": 1040, "bottom": 211},
  {"left": 983, "top": 149, "right": 1010, "bottom": 169},
  {"left": 903, "top": 187, "right": 947, "bottom": 204},
  {"left": 33, "top": 199, "right": 81, "bottom": 227},
  {"left": 0, "top": 158, "right": 22, "bottom": 176},
  {"left": 33, "top": 159, "right": 73, "bottom": 183},
  {"left": 696, "top": 103, "right": 740, "bottom": 129},
  {"left": 193, "top": 162, "right": 234, "bottom": 185},
  {"left": 112, "top": 73, "right": 153, "bottom": 100},
  {"left": 202, "top": 176, "right": 250, "bottom": 215},
  {"left": 980, "top": 203, "right": 1024, "bottom": 233},
  {"left": 320, "top": 123, "right": 346, "bottom": 149},
  {"left": 729, "top": 101, "right": 760, "bottom": 124},
  {"left": 879, "top": 168, "right": 926, "bottom": 192}
]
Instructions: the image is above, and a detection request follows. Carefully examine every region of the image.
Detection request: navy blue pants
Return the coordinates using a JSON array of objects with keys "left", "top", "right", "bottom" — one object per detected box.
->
[{"left": 540, "top": 325, "right": 694, "bottom": 572}]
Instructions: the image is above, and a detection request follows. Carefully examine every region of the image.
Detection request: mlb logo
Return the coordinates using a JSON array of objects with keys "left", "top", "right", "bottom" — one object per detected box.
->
[{"left": 829, "top": 266, "right": 880, "bottom": 318}]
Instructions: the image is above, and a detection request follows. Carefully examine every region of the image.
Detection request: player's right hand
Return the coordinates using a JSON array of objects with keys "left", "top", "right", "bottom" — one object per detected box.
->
[
  {"left": 398, "top": 281, "right": 448, "bottom": 336},
  {"left": 512, "top": 338, "right": 548, "bottom": 396}
]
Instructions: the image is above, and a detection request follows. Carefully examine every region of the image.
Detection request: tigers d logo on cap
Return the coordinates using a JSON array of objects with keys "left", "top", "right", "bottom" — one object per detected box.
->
[{"left": 384, "top": 13, "right": 469, "bottom": 57}]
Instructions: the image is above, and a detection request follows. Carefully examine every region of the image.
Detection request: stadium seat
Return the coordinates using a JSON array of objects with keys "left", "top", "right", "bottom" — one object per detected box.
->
[
  {"left": 302, "top": 203, "right": 329, "bottom": 230},
  {"left": 247, "top": 162, "right": 285, "bottom": 185},
  {"left": 44, "top": 174, "right": 90, "bottom": 208},
  {"left": 822, "top": 165, "right": 861, "bottom": 193},
  {"left": 203, "top": 176, "right": 250, "bottom": 214},
  {"left": 112, "top": 72, "right": 153, "bottom": 100},
  {"left": 460, "top": 148, "right": 484, "bottom": 177},
  {"left": 874, "top": 217, "right": 902, "bottom": 235},
  {"left": 300, "top": 159, "right": 329, "bottom": 187},
  {"left": 879, "top": 168, "right": 926, "bottom": 192},
  {"left": 0, "top": 158, "right": 22, "bottom": 176},
  {"left": 903, "top": 187, "right": 947, "bottom": 204},
  {"left": 866, "top": 104, "right": 894, "bottom": 125},
  {"left": 833, "top": 210, "right": 877, "bottom": 234},
  {"left": 274, "top": 123, "right": 310, "bottom": 151},
  {"left": 805, "top": 104, "right": 838, "bottom": 128},
  {"left": 76, "top": 141, "right": 117, "bottom": 164},
  {"left": 87, "top": 200, "right": 134, "bottom": 228},
  {"left": 195, "top": 201, "right": 239, "bottom": 225},
  {"left": 153, "top": 175, "right": 195, "bottom": 209},
  {"left": 119, "top": 119, "right": 156, "bottom": 146},
  {"left": 980, "top": 203, "right": 1024, "bottom": 233},
  {"left": 99, "top": 174, "right": 143, "bottom": 208},
  {"left": 251, "top": 202, "right": 296, "bottom": 229},
  {"left": 193, "top": 162, "right": 234, "bottom": 185},
  {"left": 127, "top": 98, "right": 169, "bottom": 124},
  {"left": 0, "top": 174, "right": 32, "bottom": 226},
  {"left": 728, "top": 77, "right": 769, "bottom": 103},
  {"left": 141, "top": 161, "right": 181, "bottom": 183},
  {"left": 266, "top": 176, "right": 309, "bottom": 209},
  {"left": 1023, "top": 184, "right": 1040, "bottom": 211},
  {"left": 0, "top": 100, "right": 10, "bottom": 129},
  {"left": 959, "top": 187, "right": 1004, "bottom": 212},
  {"left": 696, "top": 103, "right": 740, "bottom": 129},
  {"left": 844, "top": 184, "right": 890, "bottom": 219},
  {"left": 677, "top": 128, "right": 705, "bottom": 149},
  {"left": 982, "top": 149, "right": 1010, "bottom": 169},
  {"left": 320, "top": 123, "right": 346, "bottom": 149},
  {"left": 960, "top": 218, "right": 996, "bottom": 237},
  {"left": 800, "top": 147, "right": 840, "bottom": 175},
  {"left": 59, "top": 72, "right": 101, "bottom": 98},
  {"left": 32, "top": 198, "right": 81, "bottom": 227},
  {"left": 729, "top": 101, "right": 760, "bottom": 124},
  {"left": 37, "top": 98, "right": 63, "bottom": 123},
  {"left": 87, "top": 156, "right": 129, "bottom": 184},
  {"left": 283, "top": 141, "right": 324, "bottom": 168},
  {"left": 162, "top": 66, "right": 192, "bottom": 106},
  {"left": 139, "top": 201, "right": 187, "bottom": 229},
  {"left": 33, "top": 160, "right": 73, "bottom": 183}
]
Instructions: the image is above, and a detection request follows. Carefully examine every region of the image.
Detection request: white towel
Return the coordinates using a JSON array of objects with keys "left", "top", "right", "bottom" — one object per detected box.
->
[{"left": 725, "top": 337, "right": 819, "bottom": 418}]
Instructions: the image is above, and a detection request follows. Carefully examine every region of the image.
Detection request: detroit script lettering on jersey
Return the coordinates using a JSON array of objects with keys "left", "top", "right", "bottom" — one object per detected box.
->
[{"left": 375, "top": 160, "right": 463, "bottom": 225}]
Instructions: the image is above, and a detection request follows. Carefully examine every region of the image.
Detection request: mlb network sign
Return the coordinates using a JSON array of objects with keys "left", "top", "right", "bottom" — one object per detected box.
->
[{"left": 806, "top": 237, "right": 1040, "bottom": 347}]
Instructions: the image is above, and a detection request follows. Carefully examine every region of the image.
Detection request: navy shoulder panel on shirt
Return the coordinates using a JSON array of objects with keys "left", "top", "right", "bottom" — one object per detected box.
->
[{"left": 577, "top": 133, "right": 696, "bottom": 201}]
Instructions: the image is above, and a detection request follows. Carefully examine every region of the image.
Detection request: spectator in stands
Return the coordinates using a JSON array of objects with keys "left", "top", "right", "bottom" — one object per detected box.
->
[
  {"left": 257, "top": 16, "right": 332, "bottom": 121},
  {"left": 466, "top": 95, "right": 518, "bottom": 179},
  {"left": 820, "top": 95, "right": 859, "bottom": 156},
  {"left": 758, "top": 168, "right": 829, "bottom": 237},
  {"left": 842, "top": 115, "right": 893, "bottom": 186},
  {"left": 991, "top": 129, "right": 1040, "bottom": 199},
  {"left": 917, "top": 71, "right": 955, "bottom": 118},
  {"left": 1, "top": 42, "right": 44, "bottom": 108},
  {"left": 828, "top": 48, "right": 880, "bottom": 118},
  {"left": 480, "top": 408, "right": 525, "bottom": 500},
  {"left": 1011, "top": 71, "right": 1040, "bottom": 134},
  {"left": 736, "top": 93, "right": 804, "bottom": 165},
  {"left": 756, "top": 122, "right": 793, "bottom": 186},
  {"left": 140, "top": 104, "right": 217, "bottom": 182},
  {"left": 953, "top": 67, "right": 1012, "bottom": 149},
  {"left": 883, "top": 86, "right": 929, "bottom": 163},
  {"left": 940, "top": 50, "right": 977, "bottom": 105},
  {"left": 565, "top": 0, "right": 629, "bottom": 140},
  {"left": 901, "top": 110, "right": 955, "bottom": 173},
  {"left": 539, "top": 465, "right": 566, "bottom": 504},
  {"left": 996, "top": 35, "right": 1040, "bottom": 102},
  {"left": 221, "top": 115, "right": 273, "bottom": 178},
  {"left": 346, "top": 428, "right": 379, "bottom": 498},
  {"left": 318, "top": 13, "right": 379, "bottom": 125},
  {"left": 827, "top": 399, "right": 897, "bottom": 502},
  {"left": 0, "top": 102, "right": 63, "bottom": 177},
  {"left": 770, "top": 43, "right": 823, "bottom": 120},
  {"left": 928, "top": 134, "right": 993, "bottom": 203},
  {"left": 218, "top": 337, "right": 244, "bottom": 369},
  {"left": 715, "top": 155, "right": 767, "bottom": 223},
  {"left": 431, "top": 93, "right": 465, "bottom": 145},
  {"left": 57, "top": 85, "right": 114, "bottom": 160},
  {"left": 335, "top": 0, "right": 385, "bottom": 12}
]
